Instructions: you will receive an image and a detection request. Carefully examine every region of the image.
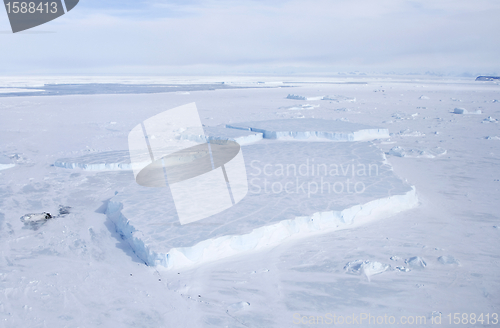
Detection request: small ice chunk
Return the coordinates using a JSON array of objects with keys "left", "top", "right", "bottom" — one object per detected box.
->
[
  {"left": 344, "top": 260, "right": 390, "bottom": 278},
  {"left": 20, "top": 212, "right": 52, "bottom": 230},
  {"left": 419, "top": 95, "right": 429, "bottom": 100},
  {"left": 396, "top": 266, "right": 410, "bottom": 272},
  {"left": 483, "top": 116, "right": 498, "bottom": 123},
  {"left": 286, "top": 94, "right": 306, "bottom": 100},
  {"left": 405, "top": 256, "right": 427, "bottom": 269},
  {"left": 227, "top": 301, "right": 250, "bottom": 313},
  {"left": 438, "top": 255, "right": 459, "bottom": 265},
  {"left": 362, "top": 261, "right": 390, "bottom": 277},
  {"left": 454, "top": 108, "right": 468, "bottom": 114}
]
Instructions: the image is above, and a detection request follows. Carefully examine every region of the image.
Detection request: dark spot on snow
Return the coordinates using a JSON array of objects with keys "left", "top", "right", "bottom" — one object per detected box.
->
[{"left": 58, "top": 205, "right": 71, "bottom": 216}]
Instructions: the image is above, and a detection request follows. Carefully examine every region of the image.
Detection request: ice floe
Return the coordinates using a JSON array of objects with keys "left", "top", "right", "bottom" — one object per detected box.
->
[
  {"left": 344, "top": 260, "right": 391, "bottom": 280},
  {"left": 0, "top": 154, "right": 15, "bottom": 171},
  {"left": 322, "top": 95, "right": 356, "bottom": 102},
  {"left": 180, "top": 126, "right": 263, "bottom": 145},
  {"left": 0, "top": 163, "right": 15, "bottom": 171},
  {"left": 482, "top": 116, "right": 498, "bottom": 123},
  {"left": 286, "top": 94, "right": 356, "bottom": 102},
  {"left": 283, "top": 104, "right": 320, "bottom": 110},
  {"left": 55, "top": 150, "right": 139, "bottom": 171},
  {"left": 392, "top": 129, "right": 425, "bottom": 137},
  {"left": 106, "top": 140, "right": 417, "bottom": 269},
  {"left": 437, "top": 255, "right": 459, "bottom": 265},
  {"left": 388, "top": 146, "right": 447, "bottom": 158},
  {"left": 405, "top": 256, "right": 427, "bottom": 269},
  {"left": 453, "top": 108, "right": 482, "bottom": 114},
  {"left": 226, "top": 119, "right": 389, "bottom": 141}
]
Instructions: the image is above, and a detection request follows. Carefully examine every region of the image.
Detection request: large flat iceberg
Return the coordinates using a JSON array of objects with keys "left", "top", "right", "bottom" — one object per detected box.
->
[
  {"left": 107, "top": 140, "right": 417, "bottom": 269},
  {"left": 226, "top": 119, "right": 389, "bottom": 141}
]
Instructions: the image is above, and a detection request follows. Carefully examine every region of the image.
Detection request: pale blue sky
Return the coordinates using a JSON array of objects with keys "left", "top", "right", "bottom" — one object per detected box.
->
[{"left": 1, "top": 0, "right": 499, "bottom": 75}]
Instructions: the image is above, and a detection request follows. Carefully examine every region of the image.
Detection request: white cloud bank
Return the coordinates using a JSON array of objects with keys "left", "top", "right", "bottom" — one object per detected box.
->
[{"left": 1, "top": 0, "right": 499, "bottom": 75}]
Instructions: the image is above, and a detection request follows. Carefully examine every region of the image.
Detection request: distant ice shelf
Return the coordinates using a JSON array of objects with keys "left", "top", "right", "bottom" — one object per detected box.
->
[
  {"left": 226, "top": 119, "right": 389, "bottom": 141},
  {"left": 180, "top": 126, "right": 263, "bottom": 145},
  {"left": 54, "top": 150, "right": 139, "bottom": 171},
  {"left": 54, "top": 120, "right": 389, "bottom": 171},
  {"left": 106, "top": 140, "right": 417, "bottom": 269}
]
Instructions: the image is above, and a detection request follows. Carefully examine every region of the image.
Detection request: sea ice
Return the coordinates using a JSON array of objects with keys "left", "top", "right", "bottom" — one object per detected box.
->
[
  {"left": 107, "top": 138, "right": 417, "bottom": 269},
  {"left": 322, "top": 95, "right": 356, "bottom": 102},
  {"left": 180, "top": 126, "right": 263, "bottom": 145},
  {"left": 388, "top": 146, "right": 447, "bottom": 158},
  {"left": 405, "top": 256, "right": 427, "bottom": 269},
  {"left": 0, "top": 154, "right": 15, "bottom": 171},
  {"left": 344, "top": 260, "right": 390, "bottom": 279},
  {"left": 453, "top": 108, "right": 482, "bottom": 114},
  {"left": 482, "top": 116, "right": 498, "bottom": 123},
  {"left": 55, "top": 150, "right": 138, "bottom": 171},
  {"left": 437, "top": 255, "right": 460, "bottom": 265}
]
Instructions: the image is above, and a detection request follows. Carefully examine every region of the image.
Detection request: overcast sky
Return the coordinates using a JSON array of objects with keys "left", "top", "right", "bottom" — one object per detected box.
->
[{"left": 1, "top": 0, "right": 499, "bottom": 76}]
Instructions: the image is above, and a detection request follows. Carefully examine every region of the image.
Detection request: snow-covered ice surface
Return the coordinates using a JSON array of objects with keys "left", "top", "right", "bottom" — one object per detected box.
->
[
  {"left": 388, "top": 146, "right": 447, "bottom": 158},
  {"left": 106, "top": 140, "right": 416, "bottom": 269},
  {"left": 54, "top": 150, "right": 136, "bottom": 171},
  {"left": 1, "top": 76, "right": 499, "bottom": 327},
  {"left": 0, "top": 154, "right": 15, "bottom": 171}
]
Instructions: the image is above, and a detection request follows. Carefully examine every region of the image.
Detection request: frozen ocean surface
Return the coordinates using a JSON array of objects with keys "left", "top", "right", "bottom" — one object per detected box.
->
[{"left": 1, "top": 77, "right": 499, "bottom": 328}]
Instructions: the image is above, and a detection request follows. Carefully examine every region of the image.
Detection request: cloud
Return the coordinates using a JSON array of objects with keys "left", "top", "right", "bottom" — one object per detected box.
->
[{"left": 1, "top": 0, "right": 499, "bottom": 75}]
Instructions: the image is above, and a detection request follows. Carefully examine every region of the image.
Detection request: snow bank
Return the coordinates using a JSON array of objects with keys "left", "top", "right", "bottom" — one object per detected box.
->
[{"left": 226, "top": 119, "right": 389, "bottom": 141}]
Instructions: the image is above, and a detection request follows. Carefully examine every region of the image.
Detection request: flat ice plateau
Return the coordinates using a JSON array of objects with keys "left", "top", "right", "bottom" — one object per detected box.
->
[
  {"left": 1, "top": 76, "right": 499, "bottom": 327},
  {"left": 106, "top": 139, "right": 416, "bottom": 269},
  {"left": 226, "top": 118, "right": 389, "bottom": 141}
]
